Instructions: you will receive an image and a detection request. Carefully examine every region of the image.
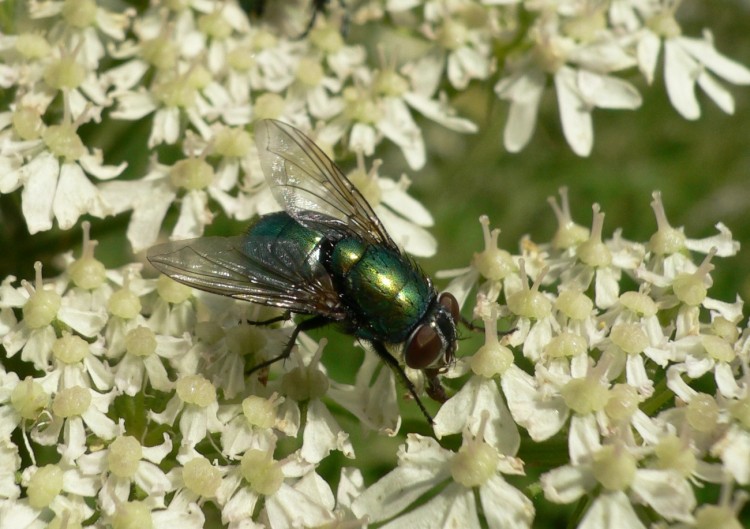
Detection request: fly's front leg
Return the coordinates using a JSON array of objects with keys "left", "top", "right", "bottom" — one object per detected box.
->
[
  {"left": 246, "top": 315, "right": 330, "bottom": 376},
  {"left": 461, "top": 314, "right": 516, "bottom": 338},
  {"left": 424, "top": 368, "right": 448, "bottom": 404},
  {"left": 371, "top": 341, "right": 435, "bottom": 425}
]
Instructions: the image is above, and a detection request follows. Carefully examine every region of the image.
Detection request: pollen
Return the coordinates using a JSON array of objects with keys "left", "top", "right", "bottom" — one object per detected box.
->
[
  {"left": 108, "top": 436, "right": 143, "bottom": 479},
  {"left": 183, "top": 457, "right": 222, "bottom": 498}
]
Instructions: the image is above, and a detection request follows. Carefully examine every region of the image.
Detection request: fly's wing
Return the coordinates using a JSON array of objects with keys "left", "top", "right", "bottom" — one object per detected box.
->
[
  {"left": 254, "top": 119, "right": 397, "bottom": 249},
  {"left": 147, "top": 235, "right": 345, "bottom": 318}
]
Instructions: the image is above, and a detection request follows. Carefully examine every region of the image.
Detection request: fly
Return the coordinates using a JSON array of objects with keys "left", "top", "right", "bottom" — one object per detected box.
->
[{"left": 147, "top": 119, "right": 460, "bottom": 423}]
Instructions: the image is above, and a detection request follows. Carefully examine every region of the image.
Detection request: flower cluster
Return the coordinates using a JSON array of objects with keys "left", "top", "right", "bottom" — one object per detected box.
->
[{"left": 1, "top": 189, "right": 749, "bottom": 527}]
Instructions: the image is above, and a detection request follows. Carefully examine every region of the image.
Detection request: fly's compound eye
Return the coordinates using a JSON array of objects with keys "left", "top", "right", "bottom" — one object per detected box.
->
[
  {"left": 439, "top": 292, "right": 460, "bottom": 324},
  {"left": 405, "top": 324, "right": 443, "bottom": 369}
]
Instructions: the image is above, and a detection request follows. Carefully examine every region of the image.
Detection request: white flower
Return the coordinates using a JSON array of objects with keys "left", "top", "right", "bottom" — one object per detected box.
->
[
  {"left": 28, "top": 0, "right": 134, "bottom": 70},
  {"left": 30, "top": 386, "right": 117, "bottom": 461},
  {"left": 1, "top": 111, "right": 125, "bottom": 233},
  {"left": 636, "top": 8, "right": 750, "bottom": 120},
  {"left": 419, "top": 0, "right": 496, "bottom": 90},
  {"left": 268, "top": 337, "right": 355, "bottom": 465},
  {"left": 496, "top": 12, "right": 641, "bottom": 155},
  {"left": 218, "top": 447, "right": 337, "bottom": 529},
  {"left": 541, "top": 416, "right": 696, "bottom": 527},
  {"left": 352, "top": 412, "right": 534, "bottom": 528},
  {"left": 149, "top": 373, "right": 223, "bottom": 450},
  {"left": 111, "top": 324, "right": 185, "bottom": 396},
  {"left": 77, "top": 434, "right": 173, "bottom": 515}
]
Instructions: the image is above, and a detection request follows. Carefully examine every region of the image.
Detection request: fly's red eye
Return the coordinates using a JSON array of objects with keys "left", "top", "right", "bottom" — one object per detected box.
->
[
  {"left": 405, "top": 325, "right": 443, "bottom": 369},
  {"left": 439, "top": 292, "right": 460, "bottom": 324}
]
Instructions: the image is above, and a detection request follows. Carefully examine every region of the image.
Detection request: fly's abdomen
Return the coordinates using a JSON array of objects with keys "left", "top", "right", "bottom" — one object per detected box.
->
[{"left": 330, "top": 238, "right": 433, "bottom": 342}]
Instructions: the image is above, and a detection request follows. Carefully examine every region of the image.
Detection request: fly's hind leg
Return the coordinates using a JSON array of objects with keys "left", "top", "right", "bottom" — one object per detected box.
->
[{"left": 246, "top": 315, "right": 330, "bottom": 376}]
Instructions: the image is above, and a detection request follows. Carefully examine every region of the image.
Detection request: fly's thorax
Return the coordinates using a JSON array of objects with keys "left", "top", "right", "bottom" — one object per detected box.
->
[{"left": 327, "top": 237, "right": 433, "bottom": 343}]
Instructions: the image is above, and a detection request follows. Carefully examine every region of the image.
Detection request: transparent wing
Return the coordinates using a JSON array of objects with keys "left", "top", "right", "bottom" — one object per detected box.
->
[
  {"left": 147, "top": 235, "right": 346, "bottom": 318},
  {"left": 254, "top": 119, "right": 397, "bottom": 249}
]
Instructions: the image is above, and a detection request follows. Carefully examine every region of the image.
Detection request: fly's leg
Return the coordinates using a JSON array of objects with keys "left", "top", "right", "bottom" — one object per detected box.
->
[
  {"left": 371, "top": 341, "right": 434, "bottom": 425},
  {"left": 424, "top": 368, "right": 448, "bottom": 404},
  {"left": 246, "top": 315, "right": 330, "bottom": 376},
  {"left": 246, "top": 310, "right": 292, "bottom": 326},
  {"left": 461, "top": 315, "right": 515, "bottom": 337}
]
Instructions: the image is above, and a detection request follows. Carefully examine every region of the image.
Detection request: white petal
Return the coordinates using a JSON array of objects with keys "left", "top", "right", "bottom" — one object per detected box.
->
[
  {"left": 111, "top": 90, "right": 156, "bottom": 120},
  {"left": 715, "top": 362, "right": 741, "bottom": 398},
  {"left": 631, "top": 469, "right": 695, "bottom": 522},
  {"left": 151, "top": 500, "right": 205, "bottom": 529},
  {"left": 577, "top": 71, "right": 642, "bottom": 110},
  {"left": 61, "top": 417, "right": 88, "bottom": 460},
  {"left": 0, "top": 440, "right": 20, "bottom": 499},
  {"left": 300, "top": 400, "right": 354, "bottom": 464},
  {"left": 595, "top": 268, "right": 620, "bottom": 309},
  {"left": 21, "top": 152, "right": 59, "bottom": 233},
  {"left": 569, "top": 41, "right": 636, "bottom": 72},
  {"left": 380, "top": 483, "right": 480, "bottom": 529},
  {"left": 479, "top": 475, "right": 535, "bottom": 529},
  {"left": 264, "top": 482, "right": 336, "bottom": 528},
  {"left": 402, "top": 91, "right": 477, "bottom": 133},
  {"left": 351, "top": 436, "right": 450, "bottom": 522},
  {"left": 79, "top": 151, "right": 127, "bottom": 180},
  {"left": 697, "top": 71, "right": 735, "bottom": 114},
  {"left": 134, "top": 460, "right": 173, "bottom": 496},
  {"left": 378, "top": 98, "right": 426, "bottom": 170},
  {"left": 150, "top": 107, "right": 181, "bottom": 147},
  {"left": 637, "top": 31, "right": 661, "bottom": 84},
  {"left": 61, "top": 468, "right": 99, "bottom": 497},
  {"left": 711, "top": 425, "right": 750, "bottom": 484},
  {"left": 172, "top": 190, "right": 211, "bottom": 240},
  {"left": 496, "top": 68, "right": 545, "bottom": 153},
  {"left": 377, "top": 207, "right": 436, "bottom": 257},
  {"left": 500, "top": 365, "right": 569, "bottom": 442},
  {"left": 293, "top": 472, "right": 336, "bottom": 512},
  {"left": 126, "top": 183, "right": 176, "bottom": 252},
  {"left": 678, "top": 34, "right": 750, "bottom": 84},
  {"left": 179, "top": 406, "right": 208, "bottom": 448},
  {"left": 0, "top": 156, "right": 22, "bottom": 193},
  {"left": 336, "top": 467, "right": 365, "bottom": 511},
  {"left": 568, "top": 415, "right": 602, "bottom": 465},
  {"left": 82, "top": 407, "right": 117, "bottom": 440},
  {"left": 625, "top": 354, "right": 653, "bottom": 397},
  {"left": 349, "top": 123, "right": 377, "bottom": 156},
  {"left": 685, "top": 222, "right": 740, "bottom": 257},
  {"left": 579, "top": 492, "right": 646, "bottom": 529},
  {"left": 555, "top": 67, "right": 593, "bottom": 157},
  {"left": 0, "top": 499, "right": 43, "bottom": 529},
  {"left": 540, "top": 464, "right": 593, "bottom": 504},
  {"left": 380, "top": 182, "right": 433, "bottom": 227},
  {"left": 434, "top": 377, "right": 520, "bottom": 456},
  {"left": 664, "top": 40, "right": 700, "bottom": 120},
  {"left": 53, "top": 163, "right": 111, "bottom": 229}
]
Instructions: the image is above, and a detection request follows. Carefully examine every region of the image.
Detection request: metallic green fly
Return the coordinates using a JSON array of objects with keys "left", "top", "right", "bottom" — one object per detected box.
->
[{"left": 147, "top": 119, "right": 459, "bottom": 423}]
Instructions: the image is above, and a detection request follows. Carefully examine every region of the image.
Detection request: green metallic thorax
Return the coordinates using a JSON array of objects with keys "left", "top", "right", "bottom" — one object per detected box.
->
[
  {"left": 329, "top": 237, "right": 433, "bottom": 343},
  {"left": 246, "top": 212, "right": 434, "bottom": 344}
]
